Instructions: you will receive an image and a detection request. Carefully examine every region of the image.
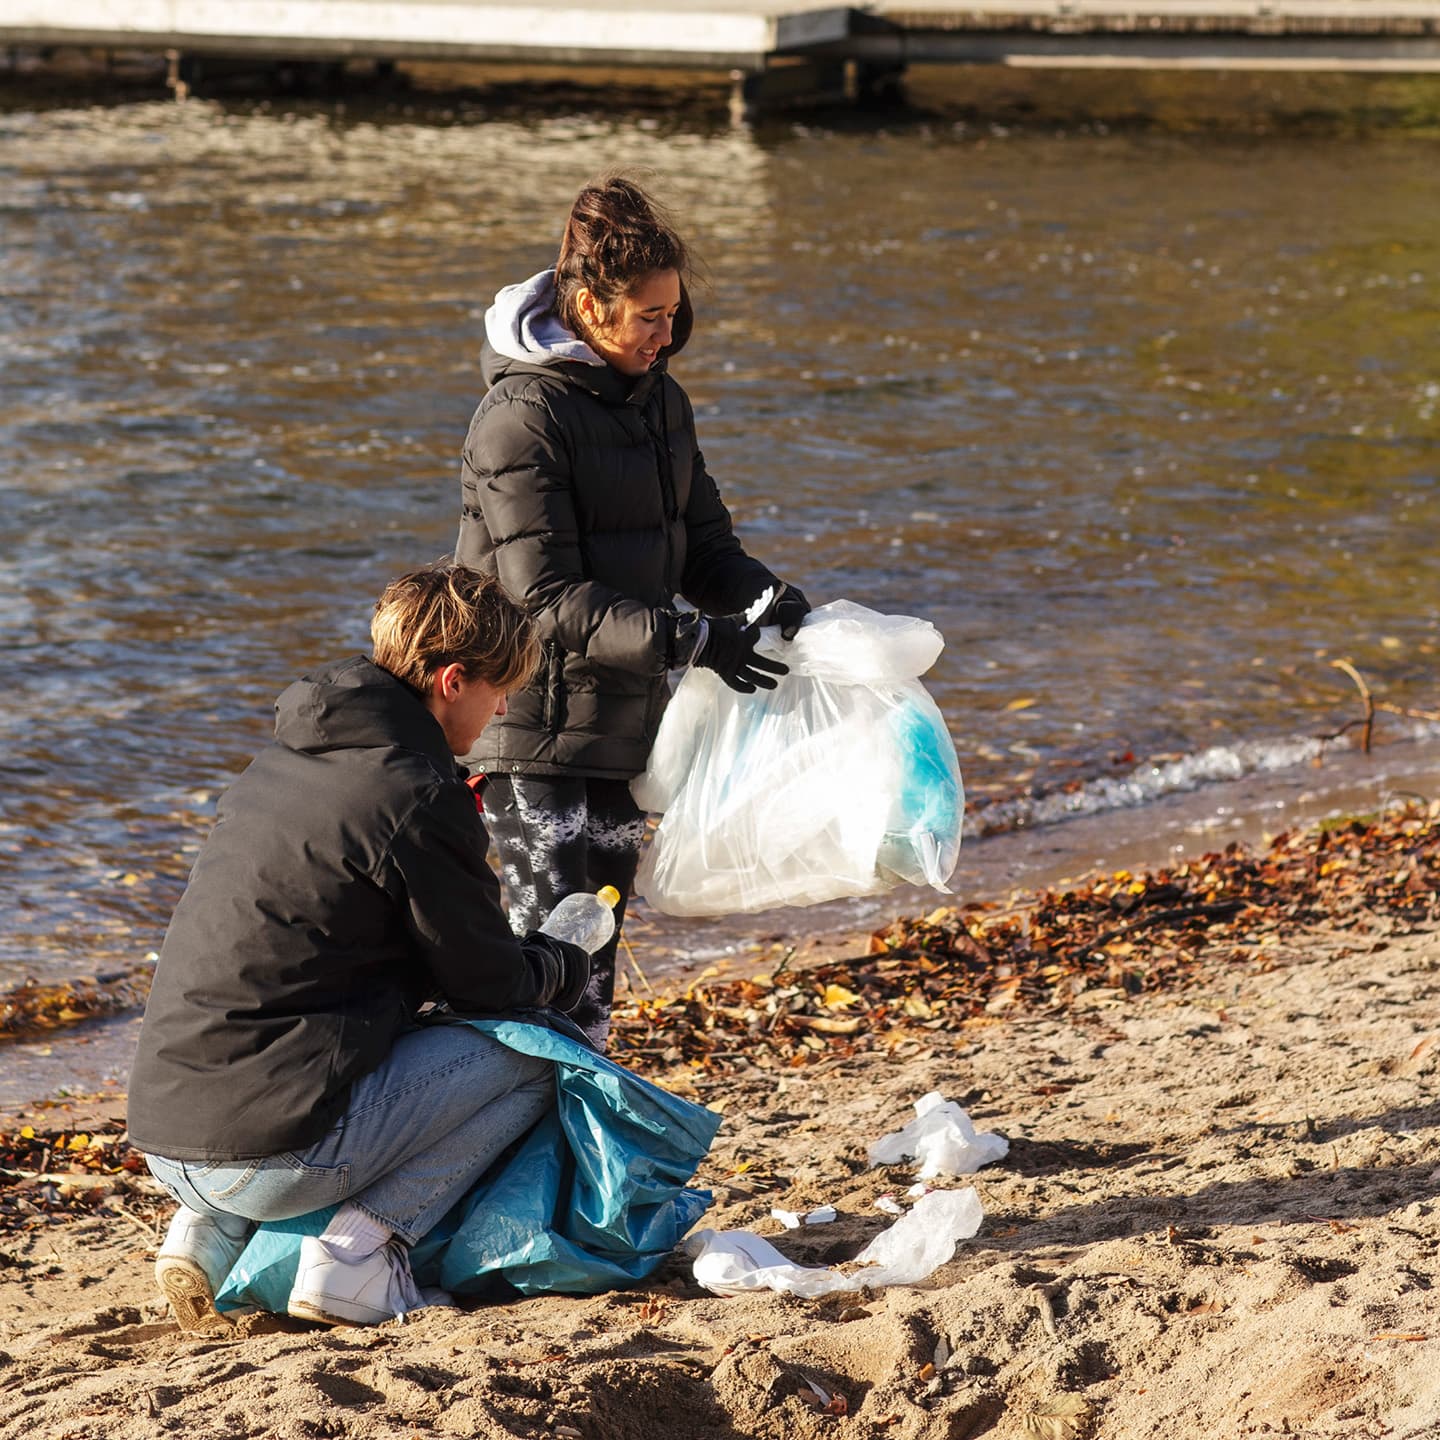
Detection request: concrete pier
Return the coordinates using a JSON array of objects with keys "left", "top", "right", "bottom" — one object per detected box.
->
[
  {"left": 4, "top": 0, "right": 1440, "bottom": 114},
  {"left": 0, "top": 1, "right": 850, "bottom": 71}
]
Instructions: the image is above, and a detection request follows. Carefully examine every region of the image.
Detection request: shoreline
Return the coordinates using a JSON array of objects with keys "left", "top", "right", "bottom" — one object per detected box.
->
[
  {"left": 2, "top": 808, "right": 1437, "bottom": 1438},
  {"left": 4, "top": 732, "right": 1439, "bottom": 1112}
]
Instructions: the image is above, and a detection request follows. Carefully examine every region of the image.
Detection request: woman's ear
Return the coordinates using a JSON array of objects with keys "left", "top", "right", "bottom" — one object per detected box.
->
[{"left": 575, "top": 286, "right": 605, "bottom": 334}]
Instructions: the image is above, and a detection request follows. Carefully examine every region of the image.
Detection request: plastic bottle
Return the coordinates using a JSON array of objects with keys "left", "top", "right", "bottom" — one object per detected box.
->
[{"left": 538, "top": 885, "right": 621, "bottom": 955}]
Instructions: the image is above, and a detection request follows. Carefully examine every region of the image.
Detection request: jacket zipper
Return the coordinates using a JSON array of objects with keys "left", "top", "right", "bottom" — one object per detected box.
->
[
  {"left": 640, "top": 383, "right": 678, "bottom": 586},
  {"left": 541, "top": 641, "right": 562, "bottom": 732}
]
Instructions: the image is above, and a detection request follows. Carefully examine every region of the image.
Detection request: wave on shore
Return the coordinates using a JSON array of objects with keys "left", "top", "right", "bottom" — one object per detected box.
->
[{"left": 973, "top": 720, "right": 1440, "bottom": 837}]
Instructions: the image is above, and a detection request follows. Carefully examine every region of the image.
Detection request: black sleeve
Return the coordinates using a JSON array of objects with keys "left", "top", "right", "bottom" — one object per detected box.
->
[{"left": 387, "top": 778, "right": 575, "bottom": 1012}]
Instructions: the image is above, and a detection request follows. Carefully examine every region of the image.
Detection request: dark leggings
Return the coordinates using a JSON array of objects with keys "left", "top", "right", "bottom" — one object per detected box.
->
[{"left": 481, "top": 774, "right": 647, "bottom": 1049}]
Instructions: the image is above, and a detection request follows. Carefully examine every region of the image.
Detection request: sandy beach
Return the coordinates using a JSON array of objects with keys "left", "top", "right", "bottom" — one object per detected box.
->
[{"left": 2, "top": 810, "right": 1438, "bottom": 1440}]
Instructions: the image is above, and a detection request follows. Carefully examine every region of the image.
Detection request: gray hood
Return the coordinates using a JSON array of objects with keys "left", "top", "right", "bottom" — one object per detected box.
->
[{"left": 483, "top": 268, "right": 606, "bottom": 368}]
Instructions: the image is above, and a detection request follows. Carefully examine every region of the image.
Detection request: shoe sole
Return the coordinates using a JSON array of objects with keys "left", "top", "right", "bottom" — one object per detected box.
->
[
  {"left": 287, "top": 1296, "right": 391, "bottom": 1327},
  {"left": 155, "top": 1255, "right": 232, "bottom": 1334}
]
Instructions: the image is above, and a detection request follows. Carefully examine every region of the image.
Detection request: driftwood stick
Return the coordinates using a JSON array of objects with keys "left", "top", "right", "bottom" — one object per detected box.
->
[
  {"left": 1375, "top": 700, "right": 1440, "bottom": 723},
  {"left": 1330, "top": 659, "right": 1374, "bottom": 754},
  {"left": 620, "top": 931, "right": 654, "bottom": 995}
]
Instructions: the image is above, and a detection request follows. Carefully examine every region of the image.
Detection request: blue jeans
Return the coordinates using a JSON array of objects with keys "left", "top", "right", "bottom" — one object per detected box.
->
[{"left": 146, "top": 1022, "right": 554, "bottom": 1245}]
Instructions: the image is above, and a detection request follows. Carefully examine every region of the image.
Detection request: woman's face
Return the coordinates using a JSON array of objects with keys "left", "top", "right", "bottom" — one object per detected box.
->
[{"left": 581, "top": 268, "right": 682, "bottom": 377}]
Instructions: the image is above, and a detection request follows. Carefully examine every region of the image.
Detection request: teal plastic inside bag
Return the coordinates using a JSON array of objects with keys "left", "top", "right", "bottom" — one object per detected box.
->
[
  {"left": 215, "top": 1019, "right": 720, "bottom": 1311},
  {"left": 877, "top": 698, "right": 963, "bottom": 887}
]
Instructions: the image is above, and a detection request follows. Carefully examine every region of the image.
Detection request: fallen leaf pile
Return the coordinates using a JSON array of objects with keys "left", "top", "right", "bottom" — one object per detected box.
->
[
  {"left": 0, "top": 1118, "right": 159, "bottom": 1233},
  {"left": 608, "top": 806, "right": 1439, "bottom": 1076}
]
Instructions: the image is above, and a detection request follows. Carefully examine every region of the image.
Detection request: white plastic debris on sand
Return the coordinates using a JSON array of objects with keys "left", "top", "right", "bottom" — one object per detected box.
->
[
  {"left": 770, "top": 1204, "right": 838, "bottom": 1230},
  {"left": 867, "top": 1091, "right": 1009, "bottom": 1179},
  {"left": 687, "top": 1188, "right": 984, "bottom": 1299}
]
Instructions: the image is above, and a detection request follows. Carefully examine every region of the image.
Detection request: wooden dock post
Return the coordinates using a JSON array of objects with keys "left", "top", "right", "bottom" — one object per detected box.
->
[
  {"left": 164, "top": 47, "right": 189, "bottom": 101},
  {"left": 852, "top": 58, "right": 907, "bottom": 106},
  {"left": 729, "top": 54, "right": 849, "bottom": 122}
]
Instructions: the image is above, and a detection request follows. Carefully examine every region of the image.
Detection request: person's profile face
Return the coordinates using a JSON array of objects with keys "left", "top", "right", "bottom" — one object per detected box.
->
[
  {"left": 586, "top": 268, "right": 681, "bottom": 376},
  {"left": 432, "top": 668, "right": 507, "bottom": 755},
  {"left": 453, "top": 675, "right": 506, "bottom": 754}
]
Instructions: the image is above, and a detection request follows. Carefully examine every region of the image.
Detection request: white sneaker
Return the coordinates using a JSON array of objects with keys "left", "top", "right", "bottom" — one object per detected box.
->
[
  {"left": 155, "top": 1206, "right": 256, "bottom": 1333},
  {"left": 287, "top": 1235, "right": 425, "bottom": 1326}
]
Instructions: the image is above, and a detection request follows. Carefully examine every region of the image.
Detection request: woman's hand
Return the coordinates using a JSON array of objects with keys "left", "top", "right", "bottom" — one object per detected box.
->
[
  {"left": 694, "top": 617, "right": 789, "bottom": 694},
  {"left": 767, "top": 584, "right": 811, "bottom": 641}
]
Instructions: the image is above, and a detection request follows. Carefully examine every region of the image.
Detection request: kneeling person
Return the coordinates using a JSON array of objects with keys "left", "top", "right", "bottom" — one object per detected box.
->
[{"left": 128, "top": 565, "right": 589, "bottom": 1329}]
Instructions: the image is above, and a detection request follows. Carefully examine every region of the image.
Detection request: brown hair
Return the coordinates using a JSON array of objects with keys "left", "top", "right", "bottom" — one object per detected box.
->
[
  {"left": 371, "top": 564, "right": 539, "bottom": 694},
  {"left": 553, "top": 172, "right": 694, "bottom": 356}
]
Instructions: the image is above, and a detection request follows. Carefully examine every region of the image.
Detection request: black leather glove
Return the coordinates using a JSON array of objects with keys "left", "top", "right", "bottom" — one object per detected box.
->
[
  {"left": 694, "top": 616, "right": 789, "bottom": 694},
  {"left": 765, "top": 584, "right": 811, "bottom": 641},
  {"left": 521, "top": 931, "right": 591, "bottom": 1013}
]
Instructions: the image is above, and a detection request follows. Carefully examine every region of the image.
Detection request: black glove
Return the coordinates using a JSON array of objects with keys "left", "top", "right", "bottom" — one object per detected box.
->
[
  {"left": 521, "top": 931, "right": 591, "bottom": 1013},
  {"left": 765, "top": 584, "right": 811, "bottom": 641},
  {"left": 694, "top": 616, "right": 789, "bottom": 694}
]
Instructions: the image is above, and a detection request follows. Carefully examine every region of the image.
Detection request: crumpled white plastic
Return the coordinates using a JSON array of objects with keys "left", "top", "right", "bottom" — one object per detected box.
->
[
  {"left": 686, "top": 1187, "right": 984, "bottom": 1299},
  {"left": 867, "top": 1091, "right": 1009, "bottom": 1179}
]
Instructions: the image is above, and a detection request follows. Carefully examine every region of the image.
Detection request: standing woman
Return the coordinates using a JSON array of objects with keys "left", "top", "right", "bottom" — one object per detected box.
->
[{"left": 456, "top": 173, "right": 809, "bottom": 1048}]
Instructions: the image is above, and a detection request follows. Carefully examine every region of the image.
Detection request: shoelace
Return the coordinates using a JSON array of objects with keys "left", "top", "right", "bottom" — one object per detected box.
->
[{"left": 381, "top": 1240, "right": 425, "bottom": 1320}]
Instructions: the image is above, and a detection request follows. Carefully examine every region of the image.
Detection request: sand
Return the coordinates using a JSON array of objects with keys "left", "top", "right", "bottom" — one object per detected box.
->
[{"left": 2, "top": 907, "right": 1438, "bottom": 1439}]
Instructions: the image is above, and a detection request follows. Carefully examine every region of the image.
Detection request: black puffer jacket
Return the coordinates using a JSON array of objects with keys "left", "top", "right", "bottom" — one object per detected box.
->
[
  {"left": 455, "top": 285, "right": 778, "bottom": 779},
  {"left": 128, "top": 657, "right": 580, "bottom": 1161}
]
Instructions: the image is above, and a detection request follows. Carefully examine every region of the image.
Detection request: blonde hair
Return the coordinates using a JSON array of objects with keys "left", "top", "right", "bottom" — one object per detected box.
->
[{"left": 371, "top": 564, "right": 539, "bottom": 694}]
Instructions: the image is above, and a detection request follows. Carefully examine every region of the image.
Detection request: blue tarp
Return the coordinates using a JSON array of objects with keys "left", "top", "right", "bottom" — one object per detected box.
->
[{"left": 214, "top": 1018, "right": 721, "bottom": 1312}]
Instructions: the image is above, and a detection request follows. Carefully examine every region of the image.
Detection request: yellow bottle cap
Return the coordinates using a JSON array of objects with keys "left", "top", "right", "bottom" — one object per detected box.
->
[{"left": 597, "top": 885, "right": 621, "bottom": 908}]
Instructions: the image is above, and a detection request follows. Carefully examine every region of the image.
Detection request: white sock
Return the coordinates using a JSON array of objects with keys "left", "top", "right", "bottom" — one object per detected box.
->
[{"left": 319, "top": 1202, "right": 393, "bottom": 1258}]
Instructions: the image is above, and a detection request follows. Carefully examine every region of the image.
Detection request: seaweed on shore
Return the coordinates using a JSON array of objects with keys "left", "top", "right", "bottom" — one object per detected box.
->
[
  {"left": 608, "top": 805, "right": 1439, "bottom": 1076},
  {"left": 0, "top": 967, "right": 154, "bottom": 1044}
]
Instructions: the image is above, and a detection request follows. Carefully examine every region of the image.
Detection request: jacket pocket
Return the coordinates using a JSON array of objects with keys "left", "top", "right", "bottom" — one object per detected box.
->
[{"left": 540, "top": 643, "right": 566, "bottom": 734}]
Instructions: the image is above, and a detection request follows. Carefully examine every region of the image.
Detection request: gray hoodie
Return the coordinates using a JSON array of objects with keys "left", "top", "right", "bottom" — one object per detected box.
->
[{"left": 484, "top": 268, "right": 606, "bottom": 368}]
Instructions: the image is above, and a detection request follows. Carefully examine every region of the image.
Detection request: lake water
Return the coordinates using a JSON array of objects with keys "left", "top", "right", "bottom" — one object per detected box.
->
[{"left": 1, "top": 79, "right": 1437, "bottom": 1102}]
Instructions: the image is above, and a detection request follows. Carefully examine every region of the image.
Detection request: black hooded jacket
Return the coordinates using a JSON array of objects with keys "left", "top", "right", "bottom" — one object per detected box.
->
[
  {"left": 128, "top": 657, "right": 579, "bottom": 1161},
  {"left": 455, "top": 285, "right": 779, "bottom": 779}
]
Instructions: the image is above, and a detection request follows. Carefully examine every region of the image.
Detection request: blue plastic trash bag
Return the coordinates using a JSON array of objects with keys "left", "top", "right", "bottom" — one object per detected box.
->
[
  {"left": 214, "top": 1019, "right": 720, "bottom": 1312},
  {"left": 632, "top": 600, "right": 964, "bottom": 916}
]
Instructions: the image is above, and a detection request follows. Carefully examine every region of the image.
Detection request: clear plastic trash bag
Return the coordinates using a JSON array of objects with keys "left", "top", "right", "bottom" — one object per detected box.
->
[{"left": 632, "top": 600, "right": 964, "bottom": 917}]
